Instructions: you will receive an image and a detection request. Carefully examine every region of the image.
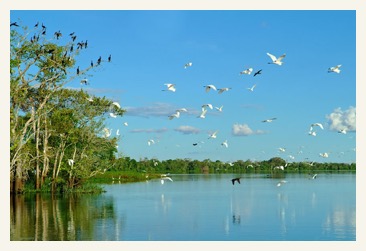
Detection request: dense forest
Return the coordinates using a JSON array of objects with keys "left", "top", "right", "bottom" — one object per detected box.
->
[{"left": 10, "top": 23, "right": 356, "bottom": 194}]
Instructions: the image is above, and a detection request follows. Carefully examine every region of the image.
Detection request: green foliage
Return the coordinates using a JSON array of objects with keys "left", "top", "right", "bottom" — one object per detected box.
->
[{"left": 10, "top": 22, "right": 124, "bottom": 193}]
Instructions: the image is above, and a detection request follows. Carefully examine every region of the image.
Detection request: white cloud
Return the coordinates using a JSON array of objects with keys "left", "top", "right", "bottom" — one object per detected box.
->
[
  {"left": 130, "top": 128, "right": 169, "bottom": 134},
  {"left": 124, "top": 102, "right": 176, "bottom": 118},
  {"left": 232, "top": 123, "right": 266, "bottom": 136},
  {"left": 326, "top": 106, "right": 356, "bottom": 132},
  {"left": 174, "top": 125, "right": 201, "bottom": 135}
]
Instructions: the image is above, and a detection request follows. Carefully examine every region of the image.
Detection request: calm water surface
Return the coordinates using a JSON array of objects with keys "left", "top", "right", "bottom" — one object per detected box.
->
[{"left": 10, "top": 173, "right": 356, "bottom": 241}]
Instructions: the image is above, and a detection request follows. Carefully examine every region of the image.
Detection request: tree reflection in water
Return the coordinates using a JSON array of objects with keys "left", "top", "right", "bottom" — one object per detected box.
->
[{"left": 10, "top": 193, "right": 120, "bottom": 240}]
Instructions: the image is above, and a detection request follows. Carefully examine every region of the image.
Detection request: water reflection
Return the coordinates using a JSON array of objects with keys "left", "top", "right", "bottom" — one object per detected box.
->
[
  {"left": 10, "top": 193, "right": 118, "bottom": 241},
  {"left": 10, "top": 173, "right": 356, "bottom": 241}
]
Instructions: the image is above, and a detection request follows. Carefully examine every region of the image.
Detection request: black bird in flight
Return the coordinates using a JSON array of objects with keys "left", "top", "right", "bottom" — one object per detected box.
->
[
  {"left": 34, "top": 22, "right": 39, "bottom": 27},
  {"left": 192, "top": 143, "right": 198, "bottom": 146},
  {"left": 253, "top": 69, "right": 262, "bottom": 77},
  {"left": 54, "top": 31, "right": 62, "bottom": 40},
  {"left": 10, "top": 22, "right": 19, "bottom": 27},
  {"left": 231, "top": 177, "right": 241, "bottom": 185}
]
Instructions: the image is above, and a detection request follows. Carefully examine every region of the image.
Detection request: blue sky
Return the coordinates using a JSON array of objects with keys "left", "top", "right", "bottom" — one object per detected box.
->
[{"left": 10, "top": 10, "right": 356, "bottom": 163}]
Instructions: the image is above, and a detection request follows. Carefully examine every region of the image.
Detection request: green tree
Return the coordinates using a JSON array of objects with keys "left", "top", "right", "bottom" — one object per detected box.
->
[{"left": 10, "top": 22, "right": 124, "bottom": 193}]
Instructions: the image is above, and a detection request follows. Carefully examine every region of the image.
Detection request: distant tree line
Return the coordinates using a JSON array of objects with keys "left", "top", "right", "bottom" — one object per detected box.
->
[{"left": 108, "top": 156, "right": 356, "bottom": 175}]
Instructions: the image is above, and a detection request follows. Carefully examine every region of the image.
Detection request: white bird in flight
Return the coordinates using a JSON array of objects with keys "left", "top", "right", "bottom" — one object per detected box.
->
[
  {"left": 116, "top": 129, "right": 120, "bottom": 136},
  {"left": 176, "top": 108, "right": 188, "bottom": 113},
  {"left": 147, "top": 139, "right": 155, "bottom": 146},
  {"left": 109, "top": 112, "right": 117, "bottom": 118},
  {"left": 278, "top": 147, "right": 286, "bottom": 152},
  {"left": 203, "top": 84, "right": 217, "bottom": 92},
  {"left": 202, "top": 104, "right": 213, "bottom": 110},
  {"left": 184, "top": 62, "right": 192, "bottom": 69},
  {"left": 308, "top": 130, "right": 317, "bottom": 136},
  {"left": 161, "top": 176, "right": 173, "bottom": 184},
  {"left": 168, "top": 111, "right": 180, "bottom": 120},
  {"left": 338, "top": 129, "right": 347, "bottom": 134},
  {"left": 215, "top": 105, "right": 223, "bottom": 112},
  {"left": 319, "top": 152, "right": 329, "bottom": 158},
  {"left": 328, "top": 64, "right": 341, "bottom": 73},
  {"left": 218, "top": 87, "right": 232, "bottom": 94},
  {"left": 198, "top": 109, "right": 207, "bottom": 119},
  {"left": 163, "top": 83, "right": 176, "bottom": 92},
  {"left": 240, "top": 68, "right": 253, "bottom": 75},
  {"left": 311, "top": 123, "right": 324, "bottom": 130},
  {"left": 267, "top": 52, "right": 286, "bottom": 65},
  {"left": 208, "top": 130, "right": 219, "bottom": 139},
  {"left": 247, "top": 84, "right": 257, "bottom": 92},
  {"left": 262, "top": 117, "right": 277, "bottom": 123},
  {"left": 221, "top": 140, "right": 228, "bottom": 148}
]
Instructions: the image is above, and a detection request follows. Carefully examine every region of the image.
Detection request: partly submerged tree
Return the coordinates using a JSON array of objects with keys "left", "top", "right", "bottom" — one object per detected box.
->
[{"left": 10, "top": 22, "right": 124, "bottom": 193}]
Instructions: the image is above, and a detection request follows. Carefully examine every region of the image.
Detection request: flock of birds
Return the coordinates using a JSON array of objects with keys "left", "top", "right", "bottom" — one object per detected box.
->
[
  {"left": 10, "top": 21, "right": 350, "bottom": 172},
  {"left": 92, "top": 48, "right": 348, "bottom": 167},
  {"left": 142, "top": 52, "right": 344, "bottom": 161}
]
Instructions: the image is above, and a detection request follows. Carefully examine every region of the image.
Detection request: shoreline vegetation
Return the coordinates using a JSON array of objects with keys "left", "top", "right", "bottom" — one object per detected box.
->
[
  {"left": 10, "top": 23, "right": 356, "bottom": 195},
  {"left": 20, "top": 157, "right": 356, "bottom": 194}
]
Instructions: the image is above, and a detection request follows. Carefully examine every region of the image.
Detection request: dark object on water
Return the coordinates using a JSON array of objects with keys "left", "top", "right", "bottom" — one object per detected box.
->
[{"left": 232, "top": 177, "right": 241, "bottom": 185}]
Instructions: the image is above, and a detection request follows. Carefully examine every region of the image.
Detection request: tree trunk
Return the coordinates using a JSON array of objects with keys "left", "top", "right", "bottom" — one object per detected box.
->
[
  {"left": 35, "top": 111, "right": 41, "bottom": 190},
  {"left": 68, "top": 145, "right": 77, "bottom": 189},
  {"left": 14, "top": 161, "right": 24, "bottom": 194},
  {"left": 52, "top": 149, "right": 60, "bottom": 192},
  {"left": 41, "top": 115, "right": 50, "bottom": 186}
]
